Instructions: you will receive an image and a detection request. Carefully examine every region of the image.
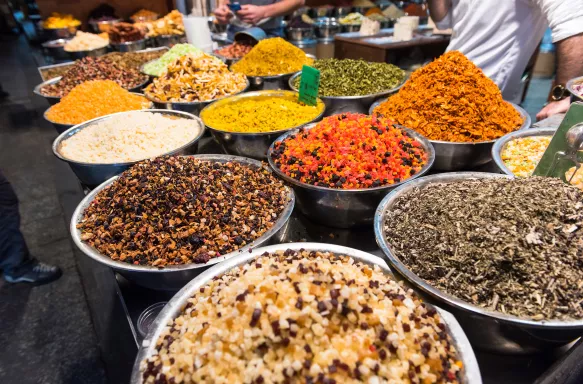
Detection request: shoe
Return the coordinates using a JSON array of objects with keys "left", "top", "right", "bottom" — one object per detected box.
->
[{"left": 4, "top": 260, "right": 62, "bottom": 285}]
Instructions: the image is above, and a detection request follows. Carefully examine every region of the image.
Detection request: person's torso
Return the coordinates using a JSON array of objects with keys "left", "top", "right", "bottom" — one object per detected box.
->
[
  {"left": 232, "top": 0, "right": 283, "bottom": 30},
  {"left": 446, "top": 0, "right": 548, "bottom": 102}
]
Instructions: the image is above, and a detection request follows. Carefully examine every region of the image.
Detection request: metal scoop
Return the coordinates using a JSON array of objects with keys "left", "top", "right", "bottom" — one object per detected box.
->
[{"left": 546, "top": 123, "right": 583, "bottom": 182}]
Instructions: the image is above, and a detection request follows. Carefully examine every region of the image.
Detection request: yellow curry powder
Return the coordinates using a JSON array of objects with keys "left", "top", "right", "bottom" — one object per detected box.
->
[
  {"left": 46, "top": 80, "right": 150, "bottom": 125},
  {"left": 201, "top": 93, "right": 324, "bottom": 133},
  {"left": 231, "top": 37, "right": 313, "bottom": 76}
]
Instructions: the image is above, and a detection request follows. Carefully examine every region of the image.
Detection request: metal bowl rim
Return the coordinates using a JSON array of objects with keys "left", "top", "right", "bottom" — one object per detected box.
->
[
  {"left": 267, "top": 122, "right": 435, "bottom": 193},
  {"left": 144, "top": 78, "right": 250, "bottom": 105},
  {"left": 370, "top": 99, "right": 532, "bottom": 145},
  {"left": 70, "top": 154, "right": 295, "bottom": 273},
  {"left": 199, "top": 90, "right": 326, "bottom": 136},
  {"left": 374, "top": 171, "right": 583, "bottom": 329},
  {"left": 491, "top": 127, "right": 558, "bottom": 176},
  {"left": 34, "top": 76, "right": 62, "bottom": 100},
  {"left": 289, "top": 71, "right": 407, "bottom": 100},
  {"left": 42, "top": 38, "right": 70, "bottom": 48},
  {"left": 52, "top": 109, "right": 205, "bottom": 166},
  {"left": 232, "top": 54, "right": 316, "bottom": 79},
  {"left": 130, "top": 242, "right": 481, "bottom": 384},
  {"left": 110, "top": 38, "right": 148, "bottom": 47}
]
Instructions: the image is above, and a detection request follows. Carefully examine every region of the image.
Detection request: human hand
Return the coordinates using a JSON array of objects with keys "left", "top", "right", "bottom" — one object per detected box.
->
[
  {"left": 237, "top": 5, "right": 266, "bottom": 25},
  {"left": 214, "top": 4, "right": 233, "bottom": 24},
  {"left": 536, "top": 98, "right": 571, "bottom": 121}
]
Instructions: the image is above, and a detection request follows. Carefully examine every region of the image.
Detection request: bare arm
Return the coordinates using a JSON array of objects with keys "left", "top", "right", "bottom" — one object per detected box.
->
[
  {"left": 427, "top": 0, "right": 452, "bottom": 23},
  {"left": 555, "top": 33, "right": 583, "bottom": 86},
  {"left": 238, "top": 0, "right": 304, "bottom": 25}
]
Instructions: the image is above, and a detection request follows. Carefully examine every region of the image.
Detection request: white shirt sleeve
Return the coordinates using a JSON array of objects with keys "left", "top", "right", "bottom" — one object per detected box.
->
[
  {"left": 532, "top": 0, "right": 583, "bottom": 42},
  {"left": 434, "top": 10, "right": 453, "bottom": 30}
]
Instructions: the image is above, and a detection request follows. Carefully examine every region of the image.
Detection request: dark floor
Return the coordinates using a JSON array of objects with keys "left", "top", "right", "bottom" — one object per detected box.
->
[{"left": 0, "top": 33, "right": 553, "bottom": 384}]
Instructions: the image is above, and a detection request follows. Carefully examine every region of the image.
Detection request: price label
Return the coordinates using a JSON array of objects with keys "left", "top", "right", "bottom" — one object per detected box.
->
[{"left": 298, "top": 65, "right": 320, "bottom": 106}]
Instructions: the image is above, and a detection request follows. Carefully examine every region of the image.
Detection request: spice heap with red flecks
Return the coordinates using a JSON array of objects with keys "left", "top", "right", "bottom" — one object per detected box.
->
[{"left": 271, "top": 113, "right": 428, "bottom": 189}]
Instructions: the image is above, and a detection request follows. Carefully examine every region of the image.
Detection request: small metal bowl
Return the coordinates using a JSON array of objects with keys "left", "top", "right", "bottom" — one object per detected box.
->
[
  {"left": 566, "top": 76, "right": 583, "bottom": 103},
  {"left": 154, "top": 34, "right": 186, "bottom": 47},
  {"left": 89, "top": 19, "right": 122, "bottom": 33},
  {"left": 145, "top": 78, "right": 250, "bottom": 116},
  {"left": 285, "top": 26, "right": 316, "bottom": 41},
  {"left": 491, "top": 127, "right": 557, "bottom": 176},
  {"left": 341, "top": 23, "right": 361, "bottom": 33},
  {"left": 33, "top": 77, "right": 62, "bottom": 105},
  {"left": 374, "top": 172, "right": 583, "bottom": 353},
  {"left": 267, "top": 123, "right": 435, "bottom": 228},
  {"left": 370, "top": 98, "right": 532, "bottom": 171},
  {"left": 52, "top": 109, "right": 205, "bottom": 187},
  {"left": 42, "top": 38, "right": 70, "bottom": 60},
  {"left": 70, "top": 155, "right": 295, "bottom": 290},
  {"left": 130, "top": 242, "right": 482, "bottom": 384},
  {"left": 239, "top": 54, "right": 316, "bottom": 91},
  {"left": 66, "top": 45, "right": 109, "bottom": 59},
  {"left": 314, "top": 18, "right": 340, "bottom": 39},
  {"left": 110, "top": 38, "right": 147, "bottom": 52},
  {"left": 290, "top": 71, "right": 406, "bottom": 116},
  {"left": 200, "top": 90, "right": 326, "bottom": 160}
]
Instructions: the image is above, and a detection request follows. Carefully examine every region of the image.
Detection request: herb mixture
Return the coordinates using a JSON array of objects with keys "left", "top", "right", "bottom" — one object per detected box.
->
[
  {"left": 383, "top": 177, "right": 583, "bottom": 321},
  {"left": 140, "top": 249, "right": 463, "bottom": 384},
  {"left": 78, "top": 157, "right": 289, "bottom": 267}
]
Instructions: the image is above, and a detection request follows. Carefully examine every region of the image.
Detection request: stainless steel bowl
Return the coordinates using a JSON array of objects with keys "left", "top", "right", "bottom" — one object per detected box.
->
[
  {"left": 37, "top": 61, "right": 75, "bottom": 82},
  {"left": 145, "top": 78, "right": 250, "bottom": 116},
  {"left": 314, "top": 18, "right": 341, "bottom": 39},
  {"left": 370, "top": 98, "right": 532, "bottom": 170},
  {"left": 42, "top": 38, "right": 70, "bottom": 60},
  {"left": 129, "top": 242, "right": 482, "bottom": 384},
  {"left": 267, "top": 123, "right": 435, "bottom": 228},
  {"left": 52, "top": 109, "right": 205, "bottom": 187},
  {"left": 341, "top": 24, "right": 361, "bottom": 32},
  {"left": 33, "top": 77, "right": 62, "bottom": 105},
  {"left": 41, "top": 25, "right": 78, "bottom": 41},
  {"left": 491, "top": 128, "right": 556, "bottom": 176},
  {"left": 375, "top": 172, "right": 583, "bottom": 353},
  {"left": 89, "top": 19, "right": 121, "bottom": 33},
  {"left": 242, "top": 54, "right": 316, "bottom": 91},
  {"left": 110, "top": 39, "right": 147, "bottom": 52},
  {"left": 66, "top": 45, "right": 109, "bottom": 59},
  {"left": 566, "top": 76, "right": 583, "bottom": 103},
  {"left": 200, "top": 90, "right": 326, "bottom": 160},
  {"left": 285, "top": 26, "right": 316, "bottom": 41},
  {"left": 70, "top": 155, "right": 295, "bottom": 290},
  {"left": 128, "top": 75, "right": 152, "bottom": 93},
  {"left": 290, "top": 71, "right": 407, "bottom": 116},
  {"left": 154, "top": 34, "right": 186, "bottom": 47}
]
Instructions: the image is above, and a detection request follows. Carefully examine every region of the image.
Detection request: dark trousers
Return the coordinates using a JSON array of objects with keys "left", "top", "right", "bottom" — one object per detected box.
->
[{"left": 0, "top": 170, "right": 30, "bottom": 275}]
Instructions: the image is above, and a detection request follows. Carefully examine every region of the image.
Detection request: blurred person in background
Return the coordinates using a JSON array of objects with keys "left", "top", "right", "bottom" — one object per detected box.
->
[{"left": 428, "top": 0, "right": 583, "bottom": 120}]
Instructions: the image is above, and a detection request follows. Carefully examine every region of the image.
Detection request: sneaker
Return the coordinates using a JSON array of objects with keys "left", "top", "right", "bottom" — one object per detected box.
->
[{"left": 4, "top": 260, "right": 62, "bottom": 285}]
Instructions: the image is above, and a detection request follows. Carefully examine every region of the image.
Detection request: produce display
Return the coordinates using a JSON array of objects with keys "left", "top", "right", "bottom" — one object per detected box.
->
[
  {"left": 103, "top": 50, "right": 166, "bottom": 70},
  {"left": 213, "top": 42, "right": 253, "bottom": 60},
  {"left": 339, "top": 13, "right": 365, "bottom": 25},
  {"left": 374, "top": 51, "right": 524, "bottom": 142},
  {"left": 108, "top": 22, "right": 145, "bottom": 44},
  {"left": 293, "top": 58, "right": 405, "bottom": 97},
  {"left": 139, "top": 249, "right": 463, "bottom": 383},
  {"left": 201, "top": 92, "right": 324, "bottom": 133},
  {"left": 43, "top": 13, "right": 80, "bottom": 29},
  {"left": 231, "top": 37, "right": 313, "bottom": 76},
  {"left": 383, "top": 177, "right": 583, "bottom": 321},
  {"left": 64, "top": 31, "right": 109, "bottom": 52},
  {"left": 77, "top": 157, "right": 289, "bottom": 266},
  {"left": 271, "top": 113, "right": 428, "bottom": 189},
  {"left": 500, "top": 135, "right": 552, "bottom": 177},
  {"left": 142, "top": 43, "right": 204, "bottom": 76},
  {"left": 145, "top": 54, "right": 247, "bottom": 103},
  {"left": 58, "top": 111, "right": 200, "bottom": 164},
  {"left": 138, "top": 10, "right": 184, "bottom": 37},
  {"left": 40, "top": 57, "right": 148, "bottom": 98},
  {"left": 131, "top": 9, "right": 158, "bottom": 22},
  {"left": 46, "top": 80, "right": 151, "bottom": 125}
]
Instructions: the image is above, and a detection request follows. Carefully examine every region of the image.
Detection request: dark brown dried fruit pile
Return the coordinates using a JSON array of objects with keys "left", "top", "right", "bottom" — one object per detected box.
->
[
  {"left": 78, "top": 156, "right": 290, "bottom": 267},
  {"left": 383, "top": 177, "right": 583, "bottom": 321}
]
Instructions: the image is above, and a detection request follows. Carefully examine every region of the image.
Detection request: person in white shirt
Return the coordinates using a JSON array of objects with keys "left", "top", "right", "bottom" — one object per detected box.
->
[{"left": 428, "top": 0, "right": 583, "bottom": 121}]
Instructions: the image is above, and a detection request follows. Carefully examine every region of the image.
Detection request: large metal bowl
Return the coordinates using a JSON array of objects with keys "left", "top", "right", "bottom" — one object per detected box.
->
[
  {"left": 341, "top": 23, "right": 361, "bottom": 32},
  {"left": 314, "top": 17, "right": 341, "bottom": 39},
  {"left": 290, "top": 71, "right": 406, "bottom": 116},
  {"left": 66, "top": 45, "right": 109, "bottom": 59},
  {"left": 200, "top": 90, "right": 326, "bottom": 160},
  {"left": 492, "top": 128, "right": 557, "bottom": 176},
  {"left": 374, "top": 172, "right": 583, "bottom": 353},
  {"left": 52, "top": 109, "right": 205, "bottom": 187},
  {"left": 145, "top": 78, "right": 250, "bottom": 116},
  {"left": 88, "top": 19, "right": 121, "bottom": 33},
  {"left": 566, "top": 76, "right": 583, "bottom": 103},
  {"left": 129, "top": 242, "right": 482, "bottom": 384},
  {"left": 285, "top": 26, "right": 316, "bottom": 41},
  {"left": 267, "top": 123, "right": 435, "bottom": 228},
  {"left": 41, "top": 38, "right": 70, "bottom": 60},
  {"left": 37, "top": 61, "right": 75, "bottom": 82},
  {"left": 110, "top": 39, "right": 147, "bottom": 52},
  {"left": 154, "top": 34, "right": 186, "bottom": 47},
  {"left": 70, "top": 155, "right": 295, "bottom": 291},
  {"left": 370, "top": 98, "right": 532, "bottom": 170},
  {"left": 238, "top": 54, "right": 316, "bottom": 91}
]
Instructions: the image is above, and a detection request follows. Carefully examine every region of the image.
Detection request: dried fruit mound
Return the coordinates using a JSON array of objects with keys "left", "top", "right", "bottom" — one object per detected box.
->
[{"left": 374, "top": 51, "right": 524, "bottom": 143}]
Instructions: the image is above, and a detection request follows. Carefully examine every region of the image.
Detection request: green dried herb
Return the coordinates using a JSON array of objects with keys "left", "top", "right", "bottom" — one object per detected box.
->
[
  {"left": 383, "top": 177, "right": 583, "bottom": 321},
  {"left": 293, "top": 58, "right": 405, "bottom": 97}
]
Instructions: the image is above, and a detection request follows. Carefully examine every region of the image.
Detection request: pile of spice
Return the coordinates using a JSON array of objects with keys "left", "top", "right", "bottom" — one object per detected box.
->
[
  {"left": 108, "top": 22, "right": 145, "bottom": 43},
  {"left": 231, "top": 37, "right": 313, "bottom": 76},
  {"left": 142, "top": 43, "right": 203, "bottom": 76},
  {"left": 145, "top": 54, "right": 247, "bottom": 102},
  {"left": 383, "top": 177, "right": 583, "bottom": 321},
  {"left": 271, "top": 113, "right": 428, "bottom": 189},
  {"left": 131, "top": 9, "right": 158, "bottom": 22},
  {"left": 43, "top": 13, "right": 80, "bottom": 29},
  {"left": 292, "top": 58, "right": 405, "bottom": 97},
  {"left": 201, "top": 92, "right": 324, "bottom": 133},
  {"left": 214, "top": 42, "right": 253, "bottom": 60},
  {"left": 46, "top": 80, "right": 151, "bottom": 125},
  {"left": 500, "top": 135, "right": 552, "bottom": 177},
  {"left": 374, "top": 51, "right": 524, "bottom": 142},
  {"left": 64, "top": 31, "right": 108, "bottom": 52},
  {"left": 40, "top": 57, "right": 147, "bottom": 98},
  {"left": 103, "top": 50, "right": 166, "bottom": 70},
  {"left": 78, "top": 157, "right": 289, "bottom": 266},
  {"left": 58, "top": 111, "right": 201, "bottom": 164},
  {"left": 138, "top": 9, "right": 184, "bottom": 37},
  {"left": 140, "top": 248, "right": 463, "bottom": 383}
]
